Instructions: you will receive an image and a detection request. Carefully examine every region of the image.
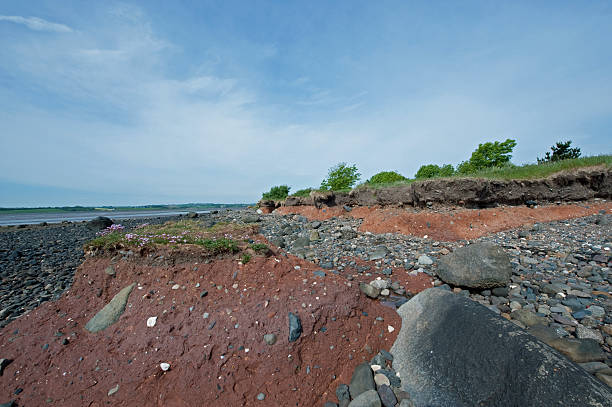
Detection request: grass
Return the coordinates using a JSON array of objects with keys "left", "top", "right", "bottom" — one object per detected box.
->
[
  {"left": 353, "top": 155, "right": 612, "bottom": 190},
  {"left": 85, "top": 220, "right": 261, "bottom": 257}
]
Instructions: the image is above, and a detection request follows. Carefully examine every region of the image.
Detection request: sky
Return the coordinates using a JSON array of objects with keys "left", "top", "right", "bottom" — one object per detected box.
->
[{"left": 1, "top": 1, "right": 611, "bottom": 207}]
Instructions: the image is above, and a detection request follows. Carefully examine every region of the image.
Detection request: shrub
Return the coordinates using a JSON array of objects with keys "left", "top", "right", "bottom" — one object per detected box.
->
[
  {"left": 320, "top": 162, "right": 361, "bottom": 191},
  {"left": 261, "top": 185, "right": 290, "bottom": 200},
  {"left": 537, "top": 141, "right": 581, "bottom": 163},
  {"left": 457, "top": 139, "right": 517, "bottom": 174},
  {"left": 415, "top": 164, "right": 455, "bottom": 179},
  {"left": 292, "top": 188, "right": 313, "bottom": 197},
  {"left": 367, "top": 171, "right": 408, "bottom": 185}
]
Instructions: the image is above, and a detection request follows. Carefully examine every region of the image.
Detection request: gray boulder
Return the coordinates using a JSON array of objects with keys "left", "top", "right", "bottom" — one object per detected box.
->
[
  {"left": 436, "top": 242, "right": 511, "bottom": 289},
  {"left": 349, "top": 363, "right": 376, "bottom": 399},
  {"left": 390, "top": 288, "right": 612, "bottom": 406},
  {"left": 348, "top": 390, "right": 381, "bottom": 407},
  {"left": 85, "top": 283, "right": 136, "bottom": 333}
]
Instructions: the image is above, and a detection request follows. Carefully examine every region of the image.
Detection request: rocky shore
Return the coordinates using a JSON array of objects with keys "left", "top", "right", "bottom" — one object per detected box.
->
[{"left": 1, "top": 202, "right": 612, "bottom": 406}]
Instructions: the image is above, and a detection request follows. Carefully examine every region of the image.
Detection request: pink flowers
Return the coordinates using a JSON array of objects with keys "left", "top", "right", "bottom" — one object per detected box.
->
[{"left": 96, "top": 224, "right": 125, "bottom": 236}]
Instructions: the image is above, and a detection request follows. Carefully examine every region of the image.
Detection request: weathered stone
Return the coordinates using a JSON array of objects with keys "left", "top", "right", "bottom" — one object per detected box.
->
[
  {"left": 349, "top": 363, "right": 376, "bottom": 399},
  {"left": 511, "top": 309, "right": 549, "bottom": 327},
  {"left": 348, "top": 390, "right": 381, "bottom": 407},
  {"left": 391, "top": 288, "right": 612, "bottom": 406},
  {"left": 288, "top": 312, "right": 302, "bottom": 342},
  {"left": 360, "top": 283, "right": 380, "bottom": 299},
  {"left": 85, "top": 283, "right": 136, "bottom": 333},
  {"left": 436, "top": 243, "right": 512, "bottom": 289}
]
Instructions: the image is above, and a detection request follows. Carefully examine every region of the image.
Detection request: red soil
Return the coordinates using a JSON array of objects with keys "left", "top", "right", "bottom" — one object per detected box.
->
[
  {"left": 274, "top": 201, "right": 612, "bottom": 241},
  {"left": 0, "top": 243, "right": 418, "bottom": 407}
]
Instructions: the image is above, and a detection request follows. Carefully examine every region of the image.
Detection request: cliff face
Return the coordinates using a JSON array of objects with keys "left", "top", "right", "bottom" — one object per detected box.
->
[{"left": 279, "top": 166, "right": 612, "bottom": 209}]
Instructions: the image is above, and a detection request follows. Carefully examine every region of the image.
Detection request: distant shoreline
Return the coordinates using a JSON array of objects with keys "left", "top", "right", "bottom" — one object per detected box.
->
[{"left": 0, "top": 203, "right": 251, "bottom": 215}]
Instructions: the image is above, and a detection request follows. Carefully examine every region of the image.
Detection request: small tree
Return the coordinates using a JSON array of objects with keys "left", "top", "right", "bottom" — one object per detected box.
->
[
  {"left": 367, "top": 171, "right": 408, "bottom": 185},
  {"left": 537, "top": 141, "right": 581, "bottom": 163},
  {"left": 320, "top": 162, "right": 361, "bottom": 191},
  {"left": 457, "top": 139, "right": 517, "bottom": 174},
  {"left": 415, "top": 164, "right": 455, "bottom": 179},
  {"left": 261, "top": 185, "right": 290, "bottom": 200}
]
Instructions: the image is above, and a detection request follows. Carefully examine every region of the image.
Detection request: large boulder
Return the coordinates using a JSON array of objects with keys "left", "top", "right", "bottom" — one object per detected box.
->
[
  {"left": 390, "top": 288, "right": 612, "bottom": 406},
  {"left": 87, "top": 216, "right": 113, "bottom": 230},
  {"left": 436, "top": 242, "right": 511, "bottom": 289}
]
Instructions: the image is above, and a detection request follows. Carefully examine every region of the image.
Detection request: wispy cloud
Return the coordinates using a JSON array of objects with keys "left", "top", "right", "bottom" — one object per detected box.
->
[{"left": 0, "top": 15, "right": 72, "bottom": 33}]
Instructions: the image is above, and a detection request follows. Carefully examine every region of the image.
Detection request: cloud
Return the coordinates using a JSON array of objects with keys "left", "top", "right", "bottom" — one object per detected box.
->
[{"left": 0, "top": 15, "right": 72, "bottom": 33}]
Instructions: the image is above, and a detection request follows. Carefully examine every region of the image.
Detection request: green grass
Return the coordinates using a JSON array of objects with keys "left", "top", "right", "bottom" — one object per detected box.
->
[
  {"left": 461, "top": 155, "right": 612, "bottom": 180},
  {"left": 85, "top": 220, "right": 252, "bottom": 255},
  {"left": 353, "top": 155, "right": 611, "bottom": 190}
]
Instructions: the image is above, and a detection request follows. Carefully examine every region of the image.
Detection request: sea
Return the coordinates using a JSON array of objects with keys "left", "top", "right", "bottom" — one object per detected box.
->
[{"left": 0, "top": 209, "right": 212, "bottom": 227}]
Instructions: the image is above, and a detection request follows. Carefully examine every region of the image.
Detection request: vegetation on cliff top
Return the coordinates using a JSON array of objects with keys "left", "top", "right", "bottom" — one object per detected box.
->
[{"left": 263, "top": 139, "right": 610, "bottom": 199}]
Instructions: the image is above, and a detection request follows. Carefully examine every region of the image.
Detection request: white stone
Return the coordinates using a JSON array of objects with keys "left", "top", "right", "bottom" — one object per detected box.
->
[
  {"left": 374, "top": 373, "right": 391, "bottom": 387},
  {"left": 370, "top": 364, "right": 382, "bottom": 372},
  {"left": 160, "top": 362, "right": 170, "bottom": 371},
  {"left": 256, "top": 209, "right": 263, "bottom": 214},
  {"left": 146, "top": 316, "right": 157, "bottom": 327},
  {"left": 171, "top": 284, "right": 180, "bottom": 290},
  {"left": 381, "top": 289, "right": 390, "bottom": 296},
  {"left": 388, "top": 325, "right": 395, "bottom": 333}
]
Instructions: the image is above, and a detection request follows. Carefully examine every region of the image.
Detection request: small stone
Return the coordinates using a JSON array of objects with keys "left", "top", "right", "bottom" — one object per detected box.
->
[
  {"left": 380, "top": 289, "right": 390, "bottom": 296},
  {"left": 360, "top": 283, "right": 380, "bottom": 299},
  {"left": 171, "top": 284, "right": 180, "bottom": 290},
  {"left": 104, "top": 266, "right": 115, "bottom": 276},
  {"left": 418, "top": 255, "right": 433, "bottom": 266},
  {"left": 576, "top": 325, "right": 604, "bottom": 343},
  {"left": 264, "top": 333, "right": 277, "bottom": 345},
  {"left": 377, "top": 384, "right": 398, "bottom": 407},
  {"left": 288, "top": 312, "right": 303, "bottom": 342},
  {"left": 387, "top": 325, "right": 395, "bottom": 333},
  {"left": 256, "top": 393, "right": 265, "bottom": 401},
  {"left": 147, "top": 316, "right": 157, "bottom": 327},
  {"left": 374, "top": 373, "right": 391, "bottom": 387},
  {"left": 108, "top": 384, "right": 119, "bottom": 396},
  {"left": 200, "top": 290, "right": 208, "bottom": 298},
  {"left": 160, "top": 362, "right": 170, "bottom": 371}
]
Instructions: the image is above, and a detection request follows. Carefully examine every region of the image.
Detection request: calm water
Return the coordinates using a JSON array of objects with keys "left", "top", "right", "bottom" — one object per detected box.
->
[{"left": 0, "top": 209, "right": 211, "bottom": 226}]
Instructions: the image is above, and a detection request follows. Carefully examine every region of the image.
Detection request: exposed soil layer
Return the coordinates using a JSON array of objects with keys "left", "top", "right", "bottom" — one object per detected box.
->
[
  {"left": 275, "top": 166, "right": 612, "bottom": 210},
  {"left": 274, "top": 201, "right": 612, "bottom": 241},
  {"left": 0, "top": 241, "right": 414, "bottom": 406}
]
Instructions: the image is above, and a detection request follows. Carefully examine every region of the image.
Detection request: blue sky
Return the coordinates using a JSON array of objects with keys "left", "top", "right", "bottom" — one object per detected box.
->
[{"left": 1, "top": 1, "right": 611, "bottom": 207}]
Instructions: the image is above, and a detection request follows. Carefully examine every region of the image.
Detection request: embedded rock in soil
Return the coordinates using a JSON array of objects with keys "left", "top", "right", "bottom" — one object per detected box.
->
[
  {"left": 288, "top": 312, "right": 303, "bottom": 342},
  {"left": 436, "top": 242, "right": 511, "bottom": 289},
  {"left": 391, "top": 288, "right": 612, "bottom": 406},
  {"left": 85, "top": 283, "right": 136, "bottom": 332}
]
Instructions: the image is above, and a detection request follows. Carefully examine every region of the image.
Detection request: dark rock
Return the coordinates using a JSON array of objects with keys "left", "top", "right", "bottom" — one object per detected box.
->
[
  {"left": 347, "top": 390, "right": 380, "bottom": 407},
  {"left": 436, "top": 242, "right": 512, "bottom": 289},
  {"left": 390, "top": 288, "right": 612, "bottom": 406},
  {"left": 187, "top": 211, "right": 198, "bottom": 218},
  {"left": 324, "top": 402, "right": 338, "bottom": 407},
  {"left": 288, "top": 312, "right": 302, "bottom": 342},
  {"left": 547, "top": 337, "right": 606, "bottom": 363},
  {"left": 377, "top": 384, "right": 397, "bottom": 407},
  {"left": 336, "top": 383, "right": 350, "bottom": 403},
  {"left": 0, "top": 358, "right": 12, "bottom": 376},
  {"left": 87, "top": 216, "right": 113, "bottom": 230},
  {"left": 349, "top": 363, "right": 376, "bottom": 399}
]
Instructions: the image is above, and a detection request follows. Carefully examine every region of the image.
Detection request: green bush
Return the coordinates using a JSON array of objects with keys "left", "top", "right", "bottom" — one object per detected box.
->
[
  {"left": 367, "top": 171, "right": 408, "bottom": 185},
  {"left": 537, "top": 141, "right": 581, "bottom": 163},
  {"left": 261, "top": 185, "right": 290, "bottom": 200},
  {"left": 292, "top": 188, "right": 313, "bottom": 197},
  {"left": 320, "top": 162, "right": 361, "bottom": 191},
  {"left": 415, "top": 164, "right": 455, "bottom": 179},
  {"left": 457, "top": 139, "right": 517, "bottom": 174}
]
